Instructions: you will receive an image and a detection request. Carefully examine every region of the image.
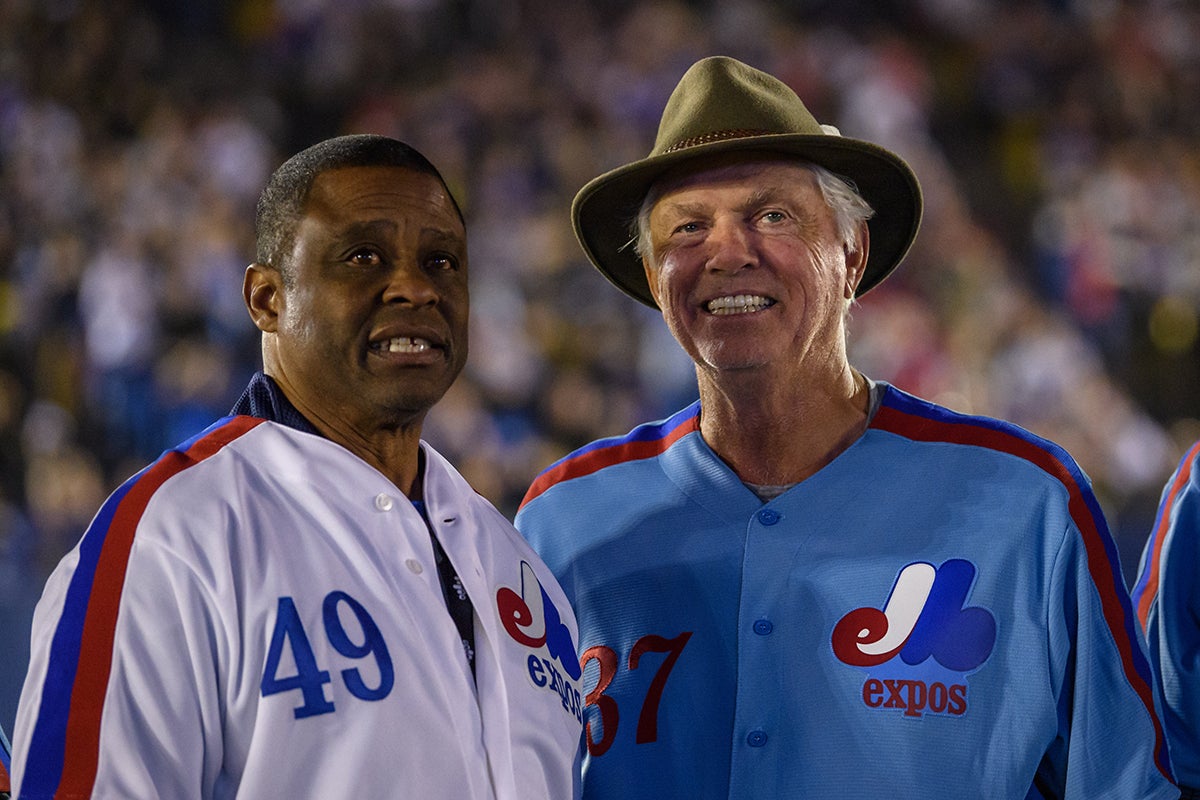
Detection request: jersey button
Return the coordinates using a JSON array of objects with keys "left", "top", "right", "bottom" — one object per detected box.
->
[
  {"left": 405, "top": 558, "right": 423, "bottom": 575},
  {"left": 753, "top": 619, "right": 773, "bottom": 635},
  {"left": 374, "top": 493, "right": 394, "bottom": 512},
  {"left": 746, "top": 730, "right": 768, "bottom": 747},
  {"left": 757, "top": 508, "right": 781, "bottom": 526}
]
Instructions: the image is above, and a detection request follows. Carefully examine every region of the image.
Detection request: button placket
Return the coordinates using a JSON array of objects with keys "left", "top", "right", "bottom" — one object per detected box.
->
[
  {"left": 757, "top": 508, "right": 781, "bottom": 526},
  {"left": 373, "top": 491, "right": 427, "bottom": 578}
]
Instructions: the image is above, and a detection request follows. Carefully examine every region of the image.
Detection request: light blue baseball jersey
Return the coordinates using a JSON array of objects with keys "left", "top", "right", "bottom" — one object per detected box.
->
[
  {"left": 517, "top": 382, "right": 1175, "bottom": 799},
  {"left": 1134, "top": 438, "right": 1200, "bottom": 796}
]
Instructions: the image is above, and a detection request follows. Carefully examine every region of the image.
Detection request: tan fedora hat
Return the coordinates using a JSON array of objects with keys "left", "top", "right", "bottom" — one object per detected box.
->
[{"left": 572, "top": 56, "right": 923, "bottom": 308}]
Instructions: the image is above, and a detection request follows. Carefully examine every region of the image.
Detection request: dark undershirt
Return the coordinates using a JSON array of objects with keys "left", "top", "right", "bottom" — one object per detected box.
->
[{"left": 412, "top": 499, "right": 477, "bottom": 677}]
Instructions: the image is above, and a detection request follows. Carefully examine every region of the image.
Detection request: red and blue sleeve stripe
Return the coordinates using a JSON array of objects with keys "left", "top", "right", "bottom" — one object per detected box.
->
[
  {"left": 18, "top": 415, "right": 263, "bottom": 799},
  {"left": 871, "top": 387, "right": 1172, "bottom": 783},
  {"left": 519, "top": 402, "right": 701, "bottom": 510},
  {"left": 1, "top": 723, "right": 11, "bottom": 793},
  {"left": 1132, "top": 439, "right": 1200, "bottom": 629}
]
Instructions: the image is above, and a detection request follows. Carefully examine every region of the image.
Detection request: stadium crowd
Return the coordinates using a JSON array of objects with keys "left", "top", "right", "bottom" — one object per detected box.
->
[{"left": 1, "top": 0, "right": 1198, "bottom": 732}]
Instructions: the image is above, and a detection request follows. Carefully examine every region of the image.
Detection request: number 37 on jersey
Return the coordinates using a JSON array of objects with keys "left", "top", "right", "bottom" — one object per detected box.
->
[{"left": 580, "top": 631, "right": 693, "bottom": 757}]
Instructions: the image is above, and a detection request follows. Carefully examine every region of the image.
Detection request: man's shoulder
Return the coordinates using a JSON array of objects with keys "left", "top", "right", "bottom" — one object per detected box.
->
[
  {"left": 105, "top": 415, "right": 337, "bottom": 538},
  {"left": 143, "top": 414, "right": 313, "bottom": 485},
  {"left": 870, "top": 383, "right": 1089, "bottom": 484},
  {"left": 1170, "top": 438, "right": 1200, "bottom": 494},
  {"left": 518, "top": 402, "right": 701, "bottom": 512},
  {"left": 1150, "top": 440, "right": 1200, "bottom": 547}
]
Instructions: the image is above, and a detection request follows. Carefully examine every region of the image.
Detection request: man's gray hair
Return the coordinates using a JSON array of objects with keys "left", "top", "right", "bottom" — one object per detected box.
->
[{"left": 631, "top": 162, "right": 874, "bottom": 264}]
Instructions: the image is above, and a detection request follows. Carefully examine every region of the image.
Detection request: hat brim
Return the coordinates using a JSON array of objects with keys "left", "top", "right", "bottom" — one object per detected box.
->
[{"left": 572, "top": 133, "right": 923, "bottom": 308}]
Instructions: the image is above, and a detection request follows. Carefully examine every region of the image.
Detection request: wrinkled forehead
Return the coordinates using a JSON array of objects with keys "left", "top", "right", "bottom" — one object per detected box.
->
[
  {"left": 647, "top": 153, "right": 821, "bottom": 214},
  {"left": 305, "top": 166, "right": 465, "bottom": 234},
  {"left": 647, "top": 152, "right": 819, "bottom": 209}
]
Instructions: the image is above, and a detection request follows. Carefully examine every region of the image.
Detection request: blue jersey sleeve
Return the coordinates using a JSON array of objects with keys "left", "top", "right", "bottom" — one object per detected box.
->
[
  {"left": 1, "top": 721, "right": 11, "bottom": 796},
  {"left": 1048, "top": 497, "right": 1175, "bottom": 796},
  {"left": 1134, "top": 440, "right": 1200, "bottom": 791}
]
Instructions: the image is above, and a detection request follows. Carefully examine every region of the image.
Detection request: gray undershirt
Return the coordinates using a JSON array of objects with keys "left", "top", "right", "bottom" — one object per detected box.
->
[{"left": 744, "top": 378, "right": 882, "bottom": 502}]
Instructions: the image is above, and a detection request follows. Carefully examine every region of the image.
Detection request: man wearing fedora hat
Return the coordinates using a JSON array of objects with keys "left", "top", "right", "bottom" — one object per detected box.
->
[{"left": 516, "top": 56, "right": 1176, "bottom": 798}]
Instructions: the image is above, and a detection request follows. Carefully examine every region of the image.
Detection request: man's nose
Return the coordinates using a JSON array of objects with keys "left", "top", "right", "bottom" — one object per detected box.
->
[
  {"left": 381, "top": 262, "right": 439, "bottom": 306},
  {"left": 705, "top": 217, "right": 757, "bottom": 272}
]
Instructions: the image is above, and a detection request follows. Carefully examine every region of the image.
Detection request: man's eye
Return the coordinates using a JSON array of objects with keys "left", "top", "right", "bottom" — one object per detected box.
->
[
  {"left": 760, "top": 210, "right": 787, "bottom": 223},
  {"left": 674, "top": 221, "right": 701, "bottom": 235},
  {"left": 428, "top": 253, "right": 458, "bottom": 271},
  {"left": 348, "top": 249, "right": 381, "bottom": 266}
]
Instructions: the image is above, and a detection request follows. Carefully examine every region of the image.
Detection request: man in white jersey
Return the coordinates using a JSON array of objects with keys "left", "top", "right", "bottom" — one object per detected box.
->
[
  {"left": 517, "top": 56, "right": 1176, "bottom": 798},
  {"left": 12, "top": 135, "right": 582, "bottom": 799}
]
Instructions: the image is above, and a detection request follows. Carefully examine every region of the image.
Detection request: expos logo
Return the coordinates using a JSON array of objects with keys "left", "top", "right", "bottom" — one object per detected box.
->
[
  {"left": 496, "top": 560, "right": 583, "bottom": 721},
  {"left": 831, "top": 559, "right": 996, "bottom": 718}
]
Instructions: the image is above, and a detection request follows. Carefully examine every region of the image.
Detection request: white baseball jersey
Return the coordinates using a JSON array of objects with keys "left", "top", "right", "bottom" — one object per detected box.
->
[{"left": 12, "top": 379, "right": 583, "bottom": 799}]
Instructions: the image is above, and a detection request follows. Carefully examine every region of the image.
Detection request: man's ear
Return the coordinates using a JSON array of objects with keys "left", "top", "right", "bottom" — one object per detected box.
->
[
  {"left": 844, "top": 222, "right": 871, "bottom": 299},
  {"left": 642, "top": 256, "right": 664, "bottom": 308},
  {"left": 244, "top": 262, "right": 282, "bottom": 333}
]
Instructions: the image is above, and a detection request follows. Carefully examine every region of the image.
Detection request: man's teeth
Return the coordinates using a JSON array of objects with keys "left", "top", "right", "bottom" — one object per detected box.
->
[
  {"left": 706, "top": 295, "right": 773, "bottom": 315},
  {"left": 378, "top": 337, "right": 431, "bottom": 353}
]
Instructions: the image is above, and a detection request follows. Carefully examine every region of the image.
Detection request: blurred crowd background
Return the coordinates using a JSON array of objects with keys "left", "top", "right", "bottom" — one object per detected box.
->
[{"left": 1, "top": 0, "right": 1199, "bottom": 732}]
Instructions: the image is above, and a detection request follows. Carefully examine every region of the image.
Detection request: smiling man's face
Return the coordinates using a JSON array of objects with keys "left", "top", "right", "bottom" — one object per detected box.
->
[
  {"left": 250, "top": 165, "right": 469, "bottom": 434},
  {"left": 643, "top": 155, "right": 865, "bottom": 381}
]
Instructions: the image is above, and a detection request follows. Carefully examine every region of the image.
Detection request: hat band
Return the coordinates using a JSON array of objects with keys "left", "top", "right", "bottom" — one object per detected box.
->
[{"left": 662, "top": 128, "right": 772, "bottom": 154}]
